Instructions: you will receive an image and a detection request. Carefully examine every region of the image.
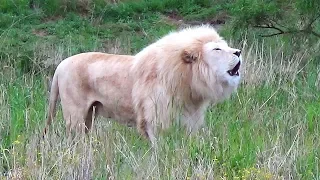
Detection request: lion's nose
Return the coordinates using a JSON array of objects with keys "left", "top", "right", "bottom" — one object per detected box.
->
[{"left": 233, "top": 51, "right": 241, "bottom": 57}]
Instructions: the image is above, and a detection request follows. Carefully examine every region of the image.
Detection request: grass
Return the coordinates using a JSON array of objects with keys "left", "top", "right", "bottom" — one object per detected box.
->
[{"left": 1, "top": 0, "right": 320, "bottom": 179}]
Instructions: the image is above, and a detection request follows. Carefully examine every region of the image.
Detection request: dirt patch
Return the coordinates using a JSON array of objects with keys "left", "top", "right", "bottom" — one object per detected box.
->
[
  {"left": 208, "top": 11, "right": 229, "bottom": 25},
  {"left": 42, "top": 15, "right": 64, "bottom": 23},
  {"left": 165, "top": 10, "right": 184, "bottom": 21},
  {"left": 32, "top": 29, "right": 48, "bottom": 37},
  {"left": 163, "top": 10, "right": 228, "bottom": 30},
  {"left": 163, "top": 11, "right": 229, "bottom": 28}
]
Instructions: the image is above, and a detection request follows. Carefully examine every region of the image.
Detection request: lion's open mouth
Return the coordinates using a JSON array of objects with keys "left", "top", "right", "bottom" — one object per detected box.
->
[{"left": 227, "top": 61, "right": 240, "bottom": 76}]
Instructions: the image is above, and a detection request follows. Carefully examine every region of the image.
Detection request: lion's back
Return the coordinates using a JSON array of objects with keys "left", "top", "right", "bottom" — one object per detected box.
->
[{"left": 55, "top": 52, "right": 134, "bottom": 97}]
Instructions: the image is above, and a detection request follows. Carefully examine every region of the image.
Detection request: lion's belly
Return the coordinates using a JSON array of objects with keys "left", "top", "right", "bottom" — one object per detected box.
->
[
  {"left": 93, "top": 92, "right": 136, "bottom": 127},
  {"left": 96, "top": 103, "right": 136, "bottom": 127}
]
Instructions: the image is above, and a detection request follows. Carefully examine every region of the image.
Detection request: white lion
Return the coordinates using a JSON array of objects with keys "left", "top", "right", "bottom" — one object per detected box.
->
[
  {"left": 131, "top": 26, "right": 241, "bottom": 141},
  {"left": 131, "top": 25, "right": 242, "bottom": 143},
  {"left": 44, "top": 25, "right": 242, "bottom": 144}
]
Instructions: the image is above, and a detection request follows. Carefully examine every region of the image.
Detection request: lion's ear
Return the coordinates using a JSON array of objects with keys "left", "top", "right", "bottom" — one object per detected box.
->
[{"left": 182, "top": 49, "right": 199, "bottom": 63}]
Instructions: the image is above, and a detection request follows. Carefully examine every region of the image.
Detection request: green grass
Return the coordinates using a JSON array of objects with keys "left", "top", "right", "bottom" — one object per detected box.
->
[
  {"left": 1, "top": 55, "right": 319, "bottom": 179},
  {"left": 0, "top": 9, "right": 178, "bottom": 74},
  {"left": 1, "top": 0, "right": 320, "bottom": 179}
]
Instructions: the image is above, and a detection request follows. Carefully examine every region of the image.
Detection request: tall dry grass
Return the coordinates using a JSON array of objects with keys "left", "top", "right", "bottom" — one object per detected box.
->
[{"left": 1, "top": 37, "right": 319, "bottom": 179}]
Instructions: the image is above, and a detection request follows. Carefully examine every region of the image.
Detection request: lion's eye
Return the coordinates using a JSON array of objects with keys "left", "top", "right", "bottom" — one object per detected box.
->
[{"left": 213, "top": 48, "right": 221, "bottom": 51}]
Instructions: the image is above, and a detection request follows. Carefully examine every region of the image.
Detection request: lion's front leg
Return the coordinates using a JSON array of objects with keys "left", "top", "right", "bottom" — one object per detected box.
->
[
  {"left": 135, "top": 105, "right": 157, "bottom": 145},
  {"left": 137, "top": 116, "right": 157, "bottom": 145},
  {"left": 181, "top": 105, "right": 207, "bottom": 134}
]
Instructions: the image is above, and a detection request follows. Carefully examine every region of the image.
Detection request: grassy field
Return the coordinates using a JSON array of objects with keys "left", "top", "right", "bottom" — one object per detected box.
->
[{"left": 1, "top": 0, "right": 320, "bottom": 179}]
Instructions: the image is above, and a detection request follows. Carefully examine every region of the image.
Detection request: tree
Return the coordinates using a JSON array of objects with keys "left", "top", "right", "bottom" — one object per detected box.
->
[{"left": 229, "top": 0, "right": 320, "bottom": 39}]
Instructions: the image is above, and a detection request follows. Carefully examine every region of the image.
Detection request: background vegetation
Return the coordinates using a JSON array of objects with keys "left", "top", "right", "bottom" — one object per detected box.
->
[{"left": 0, "top": 0, "right": 319, "bottom": 179}]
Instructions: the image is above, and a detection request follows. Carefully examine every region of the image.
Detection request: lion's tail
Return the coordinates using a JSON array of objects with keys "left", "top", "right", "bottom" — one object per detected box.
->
[{"left": 43, "top": 72, "right": 59, "bottom": 136}]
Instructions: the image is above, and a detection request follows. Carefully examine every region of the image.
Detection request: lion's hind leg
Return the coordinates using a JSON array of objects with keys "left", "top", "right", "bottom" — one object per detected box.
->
[{"left": 60, "top": 103, "right": 90, "bottom": 136}]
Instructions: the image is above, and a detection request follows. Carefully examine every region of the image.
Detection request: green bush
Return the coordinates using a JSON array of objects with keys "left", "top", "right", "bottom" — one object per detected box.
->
[
  {"left": 0, "top": 0, "right": 29, "bottom": 14},
  {"left": 228, "top": 0, "right": 320, "bottom": 42}
]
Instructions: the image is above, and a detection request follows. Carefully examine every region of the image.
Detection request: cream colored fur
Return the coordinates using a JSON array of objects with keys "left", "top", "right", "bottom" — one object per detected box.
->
[
  {"left": 44, "top": 53, "right": 136, "bottom": 135},
  {"left": 44, "top": 25, "right": 242, "bottom": 145},
  {"left": 131, "top": 25, "right": 242, "bottom": 143}
]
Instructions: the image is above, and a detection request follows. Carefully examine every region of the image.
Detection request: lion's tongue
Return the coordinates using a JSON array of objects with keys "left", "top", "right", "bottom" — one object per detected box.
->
[
  {"left": 227, "top": 61, "right": 240, "bottom": 76},
  {"left": 231, "top": 61, "right": 240, "bottom": 73}
]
